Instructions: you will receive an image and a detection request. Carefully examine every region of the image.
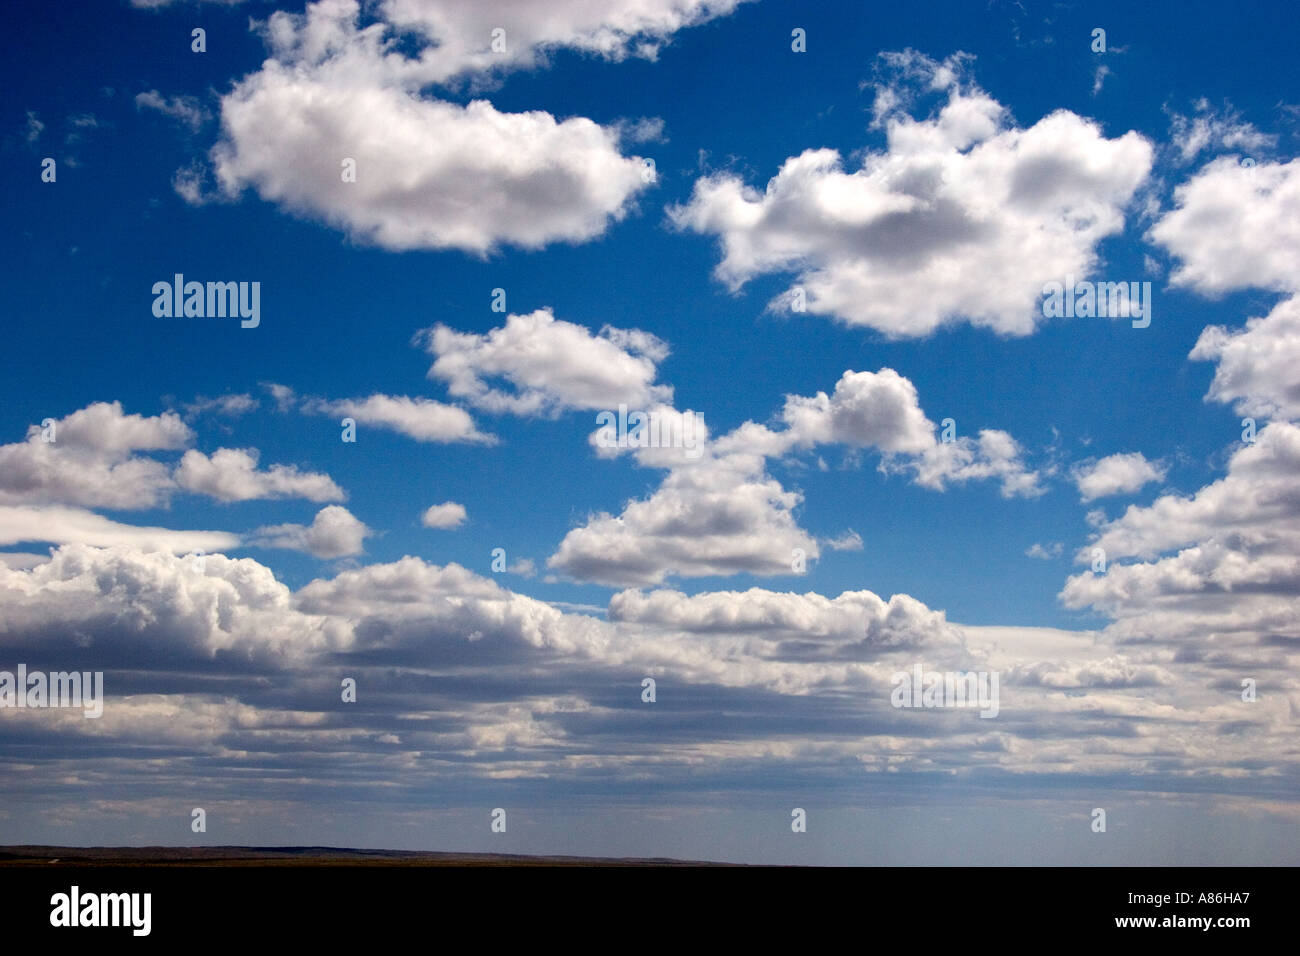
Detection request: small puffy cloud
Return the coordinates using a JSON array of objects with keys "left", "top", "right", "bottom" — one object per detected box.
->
[
  {"left": 1191, "top": 294, "right": 1300, "bottom": 420},
  {"left": 422, "top": 310, "right": 672, "bottom": 416},
  {"left": 251, "top": 505, "right": 371, "bottom": 559},
  {"left": 822, "top": 530, "right": 863, "bottom": 552},
  {"left": 1149, "top": 156, "right": 1300, "bottom": 296},
  {"left": 778, "top": 369, "right": 935, "bottom": 454},
  {"left": 174, "top": 448, "right": 346, "bottom": 503},
  {"left": 421, "top": 502, "right": 467, "bottom": 529},
  {"left": 548, "top": 455, "right": 819, "bottom": 587},
  {"left": 30, "top": 401, "right": 192, "bottom": 455},
  {"left": 671, "top": 51, "right": 1153, "bottom": 337},
  {"left": 1072, "top": 452, "right": 1166, "bottom": 502}
]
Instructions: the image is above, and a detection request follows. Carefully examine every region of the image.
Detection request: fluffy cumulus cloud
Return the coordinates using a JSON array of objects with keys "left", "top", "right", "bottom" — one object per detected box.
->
[
  {"left": 1072, "top": 452, "right": 1166, "bottom": 502},
  {"left": 251, "top": 505, "right": 372, "bottom": 559},
  {"left": 213, "top": 74, "right": 649, "bottom": 253},
  {"left": 551, "top": 367, "right": 1041, "bottom": 586},
  {"left": 549, "top": 453, "right": 819, "bottom": 587},
  {"left": 4, "top": 543, "right": 1291, "bottom": 823},
  {"left": 174, "top": 448, "right": 346, "bottom": 503},
  {"left": 772, "top": 370, "right": 1043, "bottom": 496},
  {"left": 304, "top": 394, "right": 494, "bottom": 444},
  {"left": 670, "top": 51, "right": 1153, "bottom": 337},
  {"left": 1063, "top": 424, "right": 1300, "bottom": 691},
  {"left": 1076, "top": 423, "right": 1300, "bottom": 563},
  {"left": 0, "top": 544, "right": 341, "bottom": 669},
  {"left": 1191, "top": 294, "right": 1300, "bottom": 420},
  {"left": 421, "top": 502, "right": 467, "bottom": 529},
  {"left": 422, "top": 310, "right": 672, "bottom": 415},
  {"left": 0, "top": 402, "right": 191, "bottom": 510},
  {"left": 204, "top": 0, "right": 748, "bottom": 253},
  {"left": 1149, "top": 155, "right": 1300, "bottom": 296},
  {"left": 373, "top": 0, "right": 751, "bottom": 84}
]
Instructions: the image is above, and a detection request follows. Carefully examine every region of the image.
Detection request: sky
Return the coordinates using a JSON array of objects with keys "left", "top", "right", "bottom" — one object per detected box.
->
[{"left": 1, "top": 0, "right": 1298, "bottom": 864}]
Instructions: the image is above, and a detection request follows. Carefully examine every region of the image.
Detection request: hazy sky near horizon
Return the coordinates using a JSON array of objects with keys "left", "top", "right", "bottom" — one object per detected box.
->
[{"left": 1, "top": 0, "right": 1298, "bottom": 864}]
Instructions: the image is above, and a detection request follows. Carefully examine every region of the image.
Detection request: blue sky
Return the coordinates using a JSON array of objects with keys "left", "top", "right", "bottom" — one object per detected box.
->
[{"left": 1, "top": 0, "right": 1298, "bottom": 864}]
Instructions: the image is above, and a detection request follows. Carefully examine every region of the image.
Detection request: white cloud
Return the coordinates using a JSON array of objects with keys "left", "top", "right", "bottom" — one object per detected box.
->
[
  {"left": 203, "top": 0, "right": 741, "bottom": 254},
  {"left": 1080, "top": 422, "right": 1300, "bottom": 563},
  {"left": 0, "top": 403, "right": 191, "bottom": 510},
  {"left": 370, "top": 0, "right": 751, "bottom": 84},
  {"left": 251, "top": 505, "right": 371, "bottom": 559},
  {"left": 135, "top": 90, "right": 209, "bottom": 131},
  {"left": 421, "top": 502, "right": 467, "bottom": 529},
  {"left": 423, "top": 310, "right": 672, "bottom": 415},
  {"left": 671, "top": 51, "right": 1153, "bottom": 337},
  {"left": 0, "top": 543, "right": 339, "bottom": 668},
  {"left": 770, "top": 369, "right": 1043, "bottom": 497},
  {"left": 304, "top": 394, "right": 494, "bottom": 444},
  {"left": 262, "top": 382, "right": 297, "bottom": 412},
  {"left": 1062, "top": 424, "right": 1300, "bottom": 688},
  {"left": 552, "top": 366, "right": 1041, "bottom": 586},
  {"left": 548, "top": 453, "right": 819, "bottom": 586},
  {"left": 213, "top": 73, "right": 650, "bottom": 253},
  {"left": 777, "top": 369, "right": 935, "bottom": 454},
  {"left": 183, "top": 393, "right": 259, "bottom": 418},
  {"left": 4, "top": 543, "right": 1294, "bottom": 809},
  {"left": 1191, "top": 295, "right": 1300, "bottom": 420},
  {"left": 0, "top": 505, "right": 239, "bottom": 554},
  {"left": 822, "top": 530, "right": 864, "bottom": 551},
  {"left": 1072, "top": 452, "right": 1166, "bottom": 502},
  {"left": 31, "top": 401, "right": 192, "bottom": 455},
  {"left": 1025, "top": 542, "right": 1063, "bottom": 560},
  {"left": 1149, "top": 156, "right": 1300, "bottom": 296},
  {"left": 1167, "top": 99, "right": 1276, "bottom": 165},
  {"left": 175, "top": 448, "right": 346, "bottom": 503}
]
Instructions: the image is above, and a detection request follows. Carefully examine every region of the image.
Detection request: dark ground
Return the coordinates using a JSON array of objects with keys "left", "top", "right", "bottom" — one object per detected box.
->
[{"left": 0, "top": 844, "right": 740, "bottom": 866}]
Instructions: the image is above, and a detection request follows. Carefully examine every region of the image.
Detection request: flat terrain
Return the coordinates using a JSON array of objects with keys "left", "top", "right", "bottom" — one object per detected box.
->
[{"left": 0, "top": 845, "right": 737, "bottom": 866}]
